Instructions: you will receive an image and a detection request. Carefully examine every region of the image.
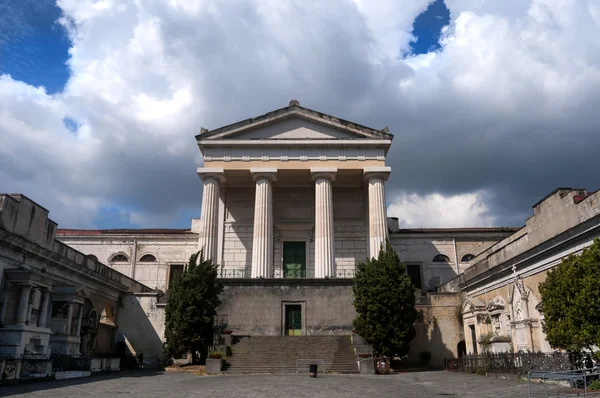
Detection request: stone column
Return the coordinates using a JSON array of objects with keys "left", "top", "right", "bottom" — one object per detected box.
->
[
  {"left": 16, "top": 284, "right": 32, "bottom": 325},
  {"left": 0, "top": 284, "right": 10, "bottom": 324},
  {"left": 250, "top": 169, "right": 277, "bottom": 278},
  {"left": 197, "top": 168, "right": 226, "bottom": 262},
  {"left": 364, "top": 167, "right": 391, "bottom": 259},
  {"left": 76, "top": 303, "right": 83, "bottom": 337},
  {"left": 37, "top": 289, "right": 50, "bottom": 328},
  {"left": 311, "top": 168, "right": 337, "bottom": 278},
  {"left": 66, "top": 302, "right": 74, "bottom": 336},
  {"left": 26, "top": 289, "right": 35, "bottom": 324}
]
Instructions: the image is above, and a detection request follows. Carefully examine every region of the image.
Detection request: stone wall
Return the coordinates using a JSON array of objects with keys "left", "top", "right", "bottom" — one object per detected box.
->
[
  {"left": 56, "top": 234, "right": 198, "bottom": 291},
  {"left": 412, "top": 293, "right": 463, "bottom": 369},
  {"left": 217, "top": 280, "right": 356, "bottom": 335},
  {"left": 390, "top": 232, "right": 510, "bottom": 291},
  {"left": 117, "top": 293, "right": 166, "bottom": 363}
]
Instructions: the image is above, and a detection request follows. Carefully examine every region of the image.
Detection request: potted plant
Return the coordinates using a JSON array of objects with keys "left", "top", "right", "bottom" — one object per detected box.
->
[
  {"left": 222, "top": 329, "right": 233, "bottom": 334},
  {"left": 206, "top": 351, "right": 224, "bottom": 374},
  {"left": 209, "top": 351, "right": 224, "bottom": 359},
  {"left": 358, "top": 353, "right": 371, "bottom": 358}
]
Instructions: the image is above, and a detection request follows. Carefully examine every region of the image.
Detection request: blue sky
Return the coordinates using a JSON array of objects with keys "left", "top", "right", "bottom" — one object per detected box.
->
[
  {"left": 0, "top": 0, "right": 70, "bottom": 94},
  {"left": 410, "top": 0, "right": 450, "bottom": 55}
]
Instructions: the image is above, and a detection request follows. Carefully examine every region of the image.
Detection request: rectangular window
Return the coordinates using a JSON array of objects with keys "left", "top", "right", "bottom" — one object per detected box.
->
[
  {"left": 406, "top": 263, "right": 422, "bottom": 289},
  {"left": 168, "top": 264, "right": 184, "bottom": 288}
]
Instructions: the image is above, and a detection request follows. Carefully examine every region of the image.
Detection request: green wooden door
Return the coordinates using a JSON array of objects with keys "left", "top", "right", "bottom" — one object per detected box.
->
[
  {"left": 283, "top": 241, "right": 306, "bottom": 278},
  {"left": 285, "top": 305, "right": 302, "bottom": 336}
]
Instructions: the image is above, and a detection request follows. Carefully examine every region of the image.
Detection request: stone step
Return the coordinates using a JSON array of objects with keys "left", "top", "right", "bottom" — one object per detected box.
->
[{"left": 225, "top": 336, "right": 358, "bottom": 374}]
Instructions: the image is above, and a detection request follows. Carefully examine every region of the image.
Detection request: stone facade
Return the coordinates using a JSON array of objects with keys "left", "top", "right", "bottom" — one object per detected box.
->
[
  {"left": 441, "top": 188, "right": 600, "bottom": 355},
  {"left": 218, "top": 280, "right": 356, "bottom": 336},
  {"left": 55, "top": 102, "right": 521, "bottom": 365},
  {"left": 0, "top": 194, "right": 156, "bottom": 360}
]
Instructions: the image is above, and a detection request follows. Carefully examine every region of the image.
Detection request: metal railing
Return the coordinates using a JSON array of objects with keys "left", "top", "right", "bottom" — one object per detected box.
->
[
  {"left": 444, "top": 352, "right": 580, "bottom": 375},
  {"left": 217, "top": 268, "right": 356, "bottom": 279},
  {"left": 528, "top": 368, "right": 600, "bottom": 397},
  {"left": 0, "top": 354, "right": 52, "bottom": 380},
  {"left": 218, "top": 269, "right": 250, "bottom": 278},
  {"left": 51, "top": 354, "right": 92, "bottom": 372}
]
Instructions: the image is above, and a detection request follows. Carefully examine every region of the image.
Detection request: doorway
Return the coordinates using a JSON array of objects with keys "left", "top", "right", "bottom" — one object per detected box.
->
[
  {"left": 285, "top": 305, "right": 302, "bottom": 336},
  {"left": 469, "top": 324, "right": 478, "bottom": 354},
  {"left": 283, "top": 241, "right": 306, "bottom": 278}
]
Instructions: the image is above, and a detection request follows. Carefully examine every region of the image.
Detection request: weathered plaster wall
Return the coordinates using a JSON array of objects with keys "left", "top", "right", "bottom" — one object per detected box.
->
[
  {"left": 117, "top": 293, "right": 166, "bottom": 363},
  {"left": 56, "top": 235, "right": 198, "bottom": 291},
  {"left": 390, "top": 233, "right": 508, "bottom": 291},
  {"left": 217, "top": 281, "right": 356, "bottom": 336},
  {"left": 412, "top": 293, "right": 463, "bottom": 369}
]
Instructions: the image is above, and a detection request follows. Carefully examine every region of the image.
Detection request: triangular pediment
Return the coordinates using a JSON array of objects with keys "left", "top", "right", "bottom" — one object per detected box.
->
[
  {"left": 462, "top": 296, "right": 485, "bottom": 314},
  {"left": 197, "top": 102, "right": 393, "bottom": 141}
]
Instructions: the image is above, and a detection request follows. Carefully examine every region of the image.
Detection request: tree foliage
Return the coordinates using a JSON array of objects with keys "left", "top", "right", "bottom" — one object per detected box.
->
[
  {"left": 539, "top": 238, "right": 600, "bottom": 353},
  {"left": 164, "top": 251, "right": 223, "bottom": 363},
  {"left": 353, "top": 241, "right": 418, "bottom": 357}
]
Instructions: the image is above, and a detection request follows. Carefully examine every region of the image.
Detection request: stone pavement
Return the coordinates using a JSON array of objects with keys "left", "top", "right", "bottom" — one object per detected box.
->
[{"left": 0, "top": 371, "right": 538, "bottom": 397}]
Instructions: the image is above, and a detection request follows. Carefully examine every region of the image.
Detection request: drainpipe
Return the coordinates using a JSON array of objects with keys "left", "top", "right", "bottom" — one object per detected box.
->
[
  {"left": 453, "top": 237, "right": 460, "bottom": 275},
  {"left": 131, "top": 239, "right": 138, "bottom": 279}
]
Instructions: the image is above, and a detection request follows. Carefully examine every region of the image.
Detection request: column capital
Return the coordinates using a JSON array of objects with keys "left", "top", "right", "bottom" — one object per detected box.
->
[
  {"left": 250, "top": 168, "right": 278, "bottom": 182},
  {"left": 310, "top": 167, "right": 337, "bottom": 182},
  {"left": 363, "top": 166, "right": 391, "bottom": 182},
  {"left": 197, "top": 167, "right": 226, "bottom": 182}
]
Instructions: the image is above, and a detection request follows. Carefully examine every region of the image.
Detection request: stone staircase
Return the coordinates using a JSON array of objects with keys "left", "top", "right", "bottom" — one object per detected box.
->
[{"left": 224, "top": 336, "right": 359, "bottom": 374}]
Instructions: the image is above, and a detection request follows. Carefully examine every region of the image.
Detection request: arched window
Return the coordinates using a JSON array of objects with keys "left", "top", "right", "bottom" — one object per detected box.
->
[
  {"left": 432, "top": 254, "right": 451, "bottom": 262},
  {"left": 139, "top": 254, "right": 157, "bottom": 262},
  {"left": 461, "top": 254, "right": 475, "bottom": 262},
  {"left": 88, "top": 255, "right": 98, "bottom": 262},
  {"left": 110, "top": 253, "right": 129, "bottom": 262}
]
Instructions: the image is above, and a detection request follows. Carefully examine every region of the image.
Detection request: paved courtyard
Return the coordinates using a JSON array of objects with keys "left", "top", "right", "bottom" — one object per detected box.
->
[{"left": 0, "top": 371, "right": 536, "bottom": 397}]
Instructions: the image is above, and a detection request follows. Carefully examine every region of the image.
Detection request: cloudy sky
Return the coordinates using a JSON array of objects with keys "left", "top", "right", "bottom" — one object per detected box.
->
[{"left": 1, "top": 0, "right": 599, "bottom": 230}]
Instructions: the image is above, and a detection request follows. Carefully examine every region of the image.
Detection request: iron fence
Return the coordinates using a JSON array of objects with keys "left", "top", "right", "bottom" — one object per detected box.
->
[
  {"left": 336, "top": 269, "right": 355, "bottom": 278},
  {"left": 20, "top": 354, "right": 51, "bottom": 378},
  {"left": 1, "top": 356, "right": 19, "bottom": 380},
  {"left": 445, "top": 352, "right": 583, "bottom": 375},
  {"left": 51, "top": 354, "right": 92, "bottom": 372},
  {"left": 218, "top": 268, "right": 355, "bottom": 279},
  {"left": 218, "top": 269, "right": 249, "bottom": 278}
]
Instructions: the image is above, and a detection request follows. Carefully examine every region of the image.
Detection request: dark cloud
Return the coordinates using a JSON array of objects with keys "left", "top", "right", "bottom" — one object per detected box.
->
[{"left": 1, "top": 0, "right": 599, "bottom": 228}]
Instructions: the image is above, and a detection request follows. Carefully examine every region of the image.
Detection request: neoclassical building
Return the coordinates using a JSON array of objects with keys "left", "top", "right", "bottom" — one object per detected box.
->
[
  {"left": 56, "top": 101, "right": 517, "bottom": 366},
  {"left": 8, "top": 100, "right": 599, "bottom": 373},
  {"left": 195, "top": 99, "right": 393, "bottom": 279}
]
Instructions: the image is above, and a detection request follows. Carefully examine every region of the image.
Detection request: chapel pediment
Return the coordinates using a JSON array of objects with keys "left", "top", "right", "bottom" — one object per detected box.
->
[
  {"left": 462, "top": 296, "right": 485, "bottom": 314},
  {"left": 196, "top": 100, "right": 393, "bottom": 142}
]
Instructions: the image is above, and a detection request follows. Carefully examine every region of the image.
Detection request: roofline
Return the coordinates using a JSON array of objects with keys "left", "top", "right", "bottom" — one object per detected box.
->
[
  {"left": 56, "top": 228, "right": 194, "bottom": 235},
  {"left": 390, "top": 227, "right": 521, "bottom": 234},
  {"left": 195, "top": 101, "right": 394, "bottom": 141}
]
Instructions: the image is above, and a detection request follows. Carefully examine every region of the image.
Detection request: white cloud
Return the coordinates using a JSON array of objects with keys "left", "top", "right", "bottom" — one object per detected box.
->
[
  {"left": 387, "top": 191, "right": 496, "bottom": 228},
  {"left": 0, "top": 0, "right": 599, "bottom": 228}
]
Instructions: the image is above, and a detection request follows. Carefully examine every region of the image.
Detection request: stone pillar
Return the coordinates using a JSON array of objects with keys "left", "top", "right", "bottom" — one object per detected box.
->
[
  {"left": 16, "top": 284, "right": 32, "bottom": 325},
  {"left": 250, "top": 169, "right": 277, "bottom": 278},
  {"left": 66, "top": 302, "right": 74, "bottom": 336},
  {"left": 76, "top": 303, "right": 83, "bottom": 337},
  {"left": 0, "top": 284, "right": 10, "bottom": 324},
  {"left": 311, "top": 168, "right": 336, "bottom": 278},
  {"left": 37, "top": 289, "right": 50, "bottom": 328},
  {"left": 197, "top": 168, "right": 226, "bottom": 262},
  {"left": 26, "top": 289, "right": 35, "bottom": 324},
  {"left": 364, "top": 167, "right": 391, "bottom": 258}
]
